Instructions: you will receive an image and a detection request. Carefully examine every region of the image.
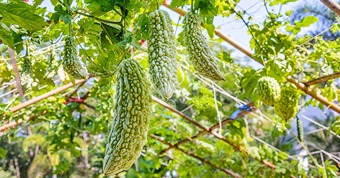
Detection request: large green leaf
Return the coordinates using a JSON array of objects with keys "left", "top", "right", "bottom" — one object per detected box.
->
[
  {"left": 0, "top": 2, "right": 48, "bottom": 32},
  {"left": 0, "top": 23, "right": 14, "bottom": 48}
]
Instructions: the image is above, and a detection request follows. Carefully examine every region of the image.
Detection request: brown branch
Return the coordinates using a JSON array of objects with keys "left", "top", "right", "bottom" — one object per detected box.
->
[
  {"left": 320, "top": 0, "right": 340, "bottom": 16},
  {"left": 150, "top": 134, "right": 242, "bottom": 178},
  {"left": 8, "top": 48, "right": 24, "bottom": 97},
  {"left": 304, "top": 71, "right": 340, "bottom": 86},
  {"left": 163, "top": 3, "right": 340, "bottom": 114}
]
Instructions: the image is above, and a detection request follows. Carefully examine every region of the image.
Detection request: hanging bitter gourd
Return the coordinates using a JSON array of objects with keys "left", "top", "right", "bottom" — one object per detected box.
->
[
  {"left": 62, "top": 36, "right": 87, "bottom": 79},
  {"left": 255, "top": 76, "right": 281, "bottom": 106},
  {"left": 103, "top": 58, "right": 152, "bottom": 175},
  {"left": 274, "top": 83, "right": 300, "bottom": 122},
  {"left": 20, "top": 56, "right": 33, "bottom": 86},
  {"left": 148, "top": 10, "right": 178, "bottom": 99},
  {"left": 183, "top": 11, "right": 224, "bottom": 81},
  {"left": 297, "top": 116, "right": 304, "bottom": 142}
]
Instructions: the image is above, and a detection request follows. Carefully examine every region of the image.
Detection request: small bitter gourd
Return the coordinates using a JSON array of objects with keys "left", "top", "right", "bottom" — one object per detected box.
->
[
  {"left": 297, "top": 117, "right": 303, "bottom": 142},
  {"left": 183, "top": 11, "right": 224, "bottom": 81},
  {"left": 148, "top": 10, "right": 178, "bottom": 99},
  {"left": 274, "top": 83, "right": 300, "bottom": 121},
  {"left": 62, "top": 36, "right": 87, "bottom": 79},
  {"left": 103, "top": 58, "right": 152, "bottom": 175},
  {"left": 256, "top": 76, "right": 281, "bottom": 106},
  {"left": 21, "top": 56, "right": 33, "bottom": 86}
]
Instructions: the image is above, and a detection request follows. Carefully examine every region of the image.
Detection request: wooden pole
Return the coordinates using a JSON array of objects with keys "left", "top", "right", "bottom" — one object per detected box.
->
[
  {"left": 8, "top": 48, "right": 24, "bottom": 97},
  {"left": 320, "top": 0, "right": 340, "bottom": 16},
  {"left": 8, "top": 79, "right": 87, "bottom": 113}
]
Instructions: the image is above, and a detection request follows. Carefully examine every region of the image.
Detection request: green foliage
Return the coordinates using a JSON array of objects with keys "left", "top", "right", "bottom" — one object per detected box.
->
[{"left": 0, "top": 0, "right": 339, "bottom": 177}]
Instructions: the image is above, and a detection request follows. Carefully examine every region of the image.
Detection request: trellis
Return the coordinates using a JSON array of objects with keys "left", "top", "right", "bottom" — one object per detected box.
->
[{"left": 1, "top": 1, "right": 340, "bottom": 177}]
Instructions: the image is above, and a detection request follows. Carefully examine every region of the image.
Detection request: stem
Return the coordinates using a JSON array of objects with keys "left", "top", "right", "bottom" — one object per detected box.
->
[{"left": 75, "top": 11, "right": 122, "bottom": 25}]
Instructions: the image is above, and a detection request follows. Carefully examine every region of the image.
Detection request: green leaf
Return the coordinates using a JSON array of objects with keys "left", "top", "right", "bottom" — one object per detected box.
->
[
  {"left": 60, "top": 14, "right": 72, "bottom": 24},
  {"left": 170, "top": 0, "right": 187, "bottom": 8},
  {"left": 195, "top": 0, "right": 217, "bottom": 17},
  {"left": 294, "top": 16, "right": 318, "bottom": 28},
  {"left": 22, "top": 134, "right": 46, "bottom": 152},
  {"left": 0, "top": 2, "right": 48, "bottom": 32},
  {"left": 0, "top": 147, "right": 6, "bottom": 158},
  {"left": 203, "top": 22, "right": 214, "bottom": 38},
  {"left": 100, "top": 22, "right": 122, "bottom": 48},
  {"left": 269, "top": 0, "right": 297, "bottom": 6},
  {"left": 50, "top": 0, "right": 59, "bottom": 6},
  {"left": 33, "top": 0, "right": 44, "bottom": 8},
  {"left": 0, "top": 23, "right": 14, "bottom": 48}
]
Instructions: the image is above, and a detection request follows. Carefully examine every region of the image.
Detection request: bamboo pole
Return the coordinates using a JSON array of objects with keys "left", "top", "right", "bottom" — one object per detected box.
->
[
  {"left": 9, "top": 79, "right": 87, "bottom": 113},
  {"left": 8, "top": 48, "right": 24, "bottom": 97},
  {"left": 162, "top": 3, "right": 340, "bottom": 114},
  {"left": 0, "top": 111, "right": 48, "bottom": 133},
  {"left": 320, "top": 0, "right": 340, "bottom": 16}
]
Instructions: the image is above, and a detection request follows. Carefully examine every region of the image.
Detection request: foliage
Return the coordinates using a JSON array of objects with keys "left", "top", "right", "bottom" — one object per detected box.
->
[{"left": 0, "top": 0, "right": 339, "bottom": 177}]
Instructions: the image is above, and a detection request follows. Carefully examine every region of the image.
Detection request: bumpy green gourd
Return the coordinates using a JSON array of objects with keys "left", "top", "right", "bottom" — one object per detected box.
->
[
  {"left": 103, "top": 58, "right": 152, "bottom": 175},
  {"left": 62, "top": 36, "right": 87, "bottom": 79},
  {"left": 274, "top": 83, "right": 300, "bottom": 121},
  {"left": 183, "top": 11, "right": 224, "bottom": 81},
  {"left": 256, "top": 76, "right": 281, "bottom": 106},
  {"left": 148, "top": 10, "right": 177, "bottom": 99},
  {"left": 21, "top": 56, "right": 33, "bottom": 86},
  {"left": 22, "top": 56, "right": 32, "bottom": 74},
  {"left": 297, "top": 117, "right": 303, "bottom": 142}
]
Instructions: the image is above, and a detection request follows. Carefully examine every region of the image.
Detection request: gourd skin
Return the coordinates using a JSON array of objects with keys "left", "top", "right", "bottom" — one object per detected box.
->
[
  {"left": 256, "top": 76, "right": 281, "bottom": 106},
  {"left": 62, "top": 36, "right": 87, "bottom": 79},
  {"left": 148, "top": 10, "right": 178, "bottom": 99},
  {"left": 103, "top": 58, "right": 152, "bottom": 175},
  {"left": 274, "top": 83, "right": 300, "bottom": 121},
  {"left": 183, "top": 11, "right": 224, "bottom": 81}
]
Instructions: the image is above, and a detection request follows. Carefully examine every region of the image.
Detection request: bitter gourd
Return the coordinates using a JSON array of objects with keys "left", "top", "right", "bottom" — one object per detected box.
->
[
  {"left": 148, "top": 10, "right": 178, "bottom": 99},
  {"left": 103, "top": 58, "right": 152, "bottom": 175},
  {"left": 20, "top": 56, "right": 33, "bottom": 86},
  {"left": 297, "top": 116, "right": 303, "bottom": 142},
  {"left": 256, "top": 76, "right": 281, "bottom": 106},
  {"left": 183, "top": 11, "right": 224, "bottom": 81},
  {"left": 274, "top": 83, "right": 300, "bottom": 121},
  {"left": 62, "top": 36, "right": 87, "bottom": 79}
]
